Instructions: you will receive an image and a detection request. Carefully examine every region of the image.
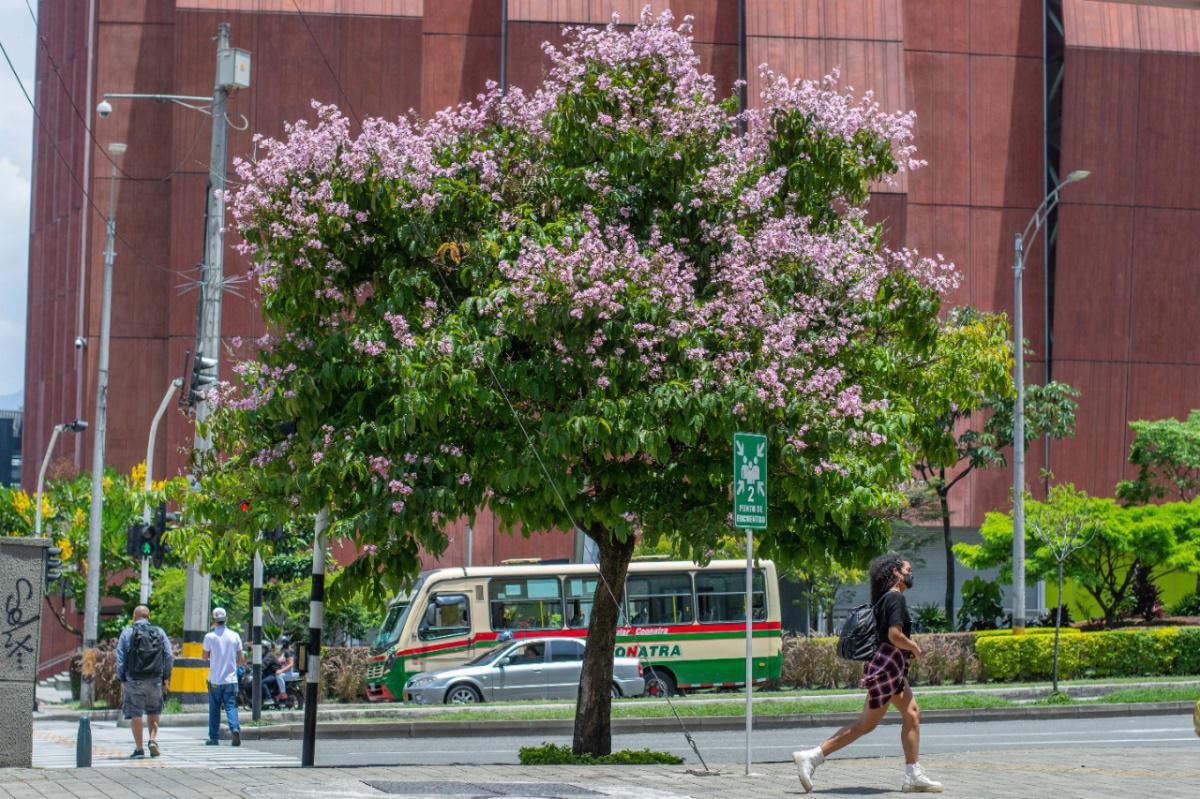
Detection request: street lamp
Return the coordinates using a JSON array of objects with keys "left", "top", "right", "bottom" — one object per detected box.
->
[
  {"left": 35, "top": 420, "right": 88, "bottom": 537},
  {"left": 1011, "top": 169, "right": 1090, "bottom": 633}
]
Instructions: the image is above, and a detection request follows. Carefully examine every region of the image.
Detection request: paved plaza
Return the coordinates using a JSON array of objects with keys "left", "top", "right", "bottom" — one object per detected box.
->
[{"left": 2, "top": 741, "right": 1198, "bottom": 798}]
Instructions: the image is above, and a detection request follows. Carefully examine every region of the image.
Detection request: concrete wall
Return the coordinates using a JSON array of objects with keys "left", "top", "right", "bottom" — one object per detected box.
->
[{"left": 0, "top": 537, "right": 48, "bottom": 768}]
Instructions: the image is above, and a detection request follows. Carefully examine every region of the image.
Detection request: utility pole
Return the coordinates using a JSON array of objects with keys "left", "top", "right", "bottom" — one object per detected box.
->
[
  {"left": 81, "top": 142, "right": 125, "bottom": 706},
  {"left": 251, "top": 551, "right": 264, "bottom": 721},
  {"left": 301, "top": 508, "right": 329, "bottom": 767},
  {"left": 176, "top": 22, "right": 235, "bottom": 705}
]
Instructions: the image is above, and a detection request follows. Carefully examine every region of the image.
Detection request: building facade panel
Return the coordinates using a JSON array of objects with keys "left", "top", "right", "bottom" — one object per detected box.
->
[
  {"left": 1134, "top": 52, "right": 1200, "bottom": 209},
  {"left": 968, "top": 55, "right": 1044, "bottom": 210},
  {"left": 902, "top": 0, "right": 968, "bottom": 54},
  {"left": 1050, "top": 203, "right": 1135, "bottom": 364},
  {"left": 1058, "top": 47, "right": 1140, "bottom": 207},
  {"left": 1128, "top": 207, "right": 1200, "bottom": 364},
  {"left": 1047, "top": 360, "right": 1133, "bottom": 496},
  {"left": 903, "top": 50, "right": 970, "bottom": 205}
]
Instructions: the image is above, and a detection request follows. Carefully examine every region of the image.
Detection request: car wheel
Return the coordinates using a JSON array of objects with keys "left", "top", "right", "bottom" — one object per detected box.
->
[
  {"left": 643, "top": 667, "right": 676, "bottom": 698},
  {"left": 445, "top": 684, "right": 483, "bottom": 704},
  {"left": 611, "top": 682, "right": 621, "bottom": 699}
]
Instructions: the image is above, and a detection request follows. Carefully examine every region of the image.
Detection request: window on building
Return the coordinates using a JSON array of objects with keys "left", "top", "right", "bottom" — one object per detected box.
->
[
  {"left": 417, "top": 593, "right": 470, "bottom": 640},
  {"left": 548, "top": 639, "right": 585, "bottom": 662},
  {"left": 626, "top": 573, "right": 694, "bottom": 626},
  {"left": 489, "top": 577, "right": 563, "bottom": 631},
  {"left": 695, "top": 571, "right": 766, "bottom": 623},
  {"left": 565, "top": 577, "right": 597, "bottom": 629}
]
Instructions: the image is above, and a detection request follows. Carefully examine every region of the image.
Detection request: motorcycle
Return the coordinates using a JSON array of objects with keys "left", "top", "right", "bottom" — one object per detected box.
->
[{"left": 237, "top": 666, "right": 305, "bottom": 710}]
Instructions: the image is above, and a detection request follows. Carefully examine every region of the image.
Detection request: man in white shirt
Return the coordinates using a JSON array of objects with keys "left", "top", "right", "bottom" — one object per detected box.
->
[{"left": 202, "top": 607, "right": 244, "bottom": 746}]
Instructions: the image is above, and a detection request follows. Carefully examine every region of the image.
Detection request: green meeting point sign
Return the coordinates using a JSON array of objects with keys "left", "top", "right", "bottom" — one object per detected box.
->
[{"left": 733, "top": 432, "right": 767, "bottom": 530}]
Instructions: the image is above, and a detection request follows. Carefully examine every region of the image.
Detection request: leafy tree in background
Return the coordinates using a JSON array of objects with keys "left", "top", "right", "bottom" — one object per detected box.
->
[
  {"left": 1024, "top": 482, "right": 1100, "bottom": 691},
  {"left": 200, "top": 12, "right": 957, "bottom": 754},
  {"left": 957, "top": 495, "right": 1200, "bottom": 627},
  {"left": 907, "top": 306, "right": 1078, "bottom": 628},
  {"left": 1, "top": 465, "right": 186, "bottom": 639},
  {"left": 1116, "top": 410, "right": 1200, "bottom": 593}
]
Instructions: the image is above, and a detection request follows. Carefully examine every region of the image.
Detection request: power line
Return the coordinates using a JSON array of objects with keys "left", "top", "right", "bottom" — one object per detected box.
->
[
  {"left": 289, "top": 0, "right": 362, "bottom": 126},
  {"left": 0, "top": 34, "right": 191, "bottom": 281},
  {"left": 22, "top": 0, "right": 214, "bottom": 184}
]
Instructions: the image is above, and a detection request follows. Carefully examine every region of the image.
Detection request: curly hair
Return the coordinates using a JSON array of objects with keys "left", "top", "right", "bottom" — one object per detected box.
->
[{"left": 869, "top": 552, "right": 908, "bottom": 605}]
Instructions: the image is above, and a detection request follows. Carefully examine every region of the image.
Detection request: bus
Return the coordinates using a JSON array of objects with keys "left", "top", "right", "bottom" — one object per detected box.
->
[{"left": 365, "top": 558, "right": 782, "bottom": 701}]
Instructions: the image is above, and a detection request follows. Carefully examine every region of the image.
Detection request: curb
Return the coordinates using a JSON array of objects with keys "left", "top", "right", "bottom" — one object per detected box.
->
[{"left": 235, "top": 701, "right": 1196, "bottom": 740}]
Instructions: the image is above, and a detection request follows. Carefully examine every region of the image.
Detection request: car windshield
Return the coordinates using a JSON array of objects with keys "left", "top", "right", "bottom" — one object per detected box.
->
[{"left": 463, "top": 644, "right": 513, "bottom": 667}]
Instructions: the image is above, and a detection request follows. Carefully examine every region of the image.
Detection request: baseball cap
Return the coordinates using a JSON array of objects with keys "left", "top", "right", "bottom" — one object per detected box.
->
[{"left": 212, "top": 607, "right": 227, "bottom": 622}]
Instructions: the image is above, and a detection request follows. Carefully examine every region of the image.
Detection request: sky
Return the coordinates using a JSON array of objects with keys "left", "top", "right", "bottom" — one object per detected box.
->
[{"left": 0, "top": 3, "right": 35, "bottom": 402}]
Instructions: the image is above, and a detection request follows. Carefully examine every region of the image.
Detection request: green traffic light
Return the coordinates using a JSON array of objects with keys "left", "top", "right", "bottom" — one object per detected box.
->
[{"left": 143, "top": 542, "right": 153, "bottom": 555}]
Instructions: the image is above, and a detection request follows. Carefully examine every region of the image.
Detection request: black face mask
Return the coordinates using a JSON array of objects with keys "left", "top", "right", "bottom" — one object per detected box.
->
[{"left": 903, "top": 573, "right": 914, "bottom": 589}]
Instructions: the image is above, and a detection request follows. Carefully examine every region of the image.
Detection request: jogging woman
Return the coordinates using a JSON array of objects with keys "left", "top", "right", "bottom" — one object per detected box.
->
[{"left": 792, "top": 553, "right": 943, "bottom": 793}]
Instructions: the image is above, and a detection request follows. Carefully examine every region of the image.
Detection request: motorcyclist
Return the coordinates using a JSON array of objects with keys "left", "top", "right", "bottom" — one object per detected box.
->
[{"left": 264, "top": 636, "right": 295, "bottom": 702}]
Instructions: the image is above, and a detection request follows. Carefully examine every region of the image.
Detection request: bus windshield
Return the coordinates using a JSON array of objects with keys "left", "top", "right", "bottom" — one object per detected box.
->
[{"left": 371, "top": 601, "right": 411, "bottom": 652}]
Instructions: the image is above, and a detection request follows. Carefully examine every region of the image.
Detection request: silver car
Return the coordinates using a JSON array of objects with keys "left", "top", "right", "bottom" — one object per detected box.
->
[{"left": 403, "top": 637, "right": 645, "bottom": 704}]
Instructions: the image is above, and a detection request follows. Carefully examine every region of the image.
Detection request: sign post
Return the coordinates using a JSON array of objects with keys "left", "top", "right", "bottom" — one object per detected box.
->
[{"left": 733, "top": 431, "right": 767, "bottom": 776}]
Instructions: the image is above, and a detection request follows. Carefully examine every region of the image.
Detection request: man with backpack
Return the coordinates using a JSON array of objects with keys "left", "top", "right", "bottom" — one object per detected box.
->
[{"left": 115, "top": 605, "right": 173, "bottom": 759}]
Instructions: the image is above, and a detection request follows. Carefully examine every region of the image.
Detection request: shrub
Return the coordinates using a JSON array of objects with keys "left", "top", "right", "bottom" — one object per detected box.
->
[
  {"left": 781, "top": 633, "right": 982, "bottom": 688},
  {"left": 974, "top": 627, "right": 1080, "bottom": 638},
  {"left": 519, "top": 743, "right": 682, "bottom": 765},
  {"left": 913, "top": 604, "right": 951, "bottom": 633},
  {"left": 320, "top": 646, "right": 369, "bottom": 702},
  {"left": 780, "top": 635, "right": 863, "bottom": 689},
  {"left": 1169, "top": 592, "right": 1200, "bottom": 617},
  {"left": 907, "top": 633, "right": 983, "bottom": 685},
  {"left": 958, "top": 577, "right": 1003, "bottom": 631},
  {"left": 976, "top": 627, "right": 1200, "bottom": 681}
]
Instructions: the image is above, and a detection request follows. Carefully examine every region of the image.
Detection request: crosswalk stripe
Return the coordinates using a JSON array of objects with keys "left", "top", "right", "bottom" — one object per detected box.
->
[{"left": 33, "top": 724, "right": 300, "bottom": 769}]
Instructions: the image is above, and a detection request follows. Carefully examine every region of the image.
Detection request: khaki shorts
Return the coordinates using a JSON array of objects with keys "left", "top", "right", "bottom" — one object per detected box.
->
[{"left": 122, "top": 677, "right": 165, "bottom": 718}]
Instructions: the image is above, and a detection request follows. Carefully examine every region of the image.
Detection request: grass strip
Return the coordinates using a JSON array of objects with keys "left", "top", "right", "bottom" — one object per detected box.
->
[{"left": 519, "top": 743, "right": 682, "bottom": 765}]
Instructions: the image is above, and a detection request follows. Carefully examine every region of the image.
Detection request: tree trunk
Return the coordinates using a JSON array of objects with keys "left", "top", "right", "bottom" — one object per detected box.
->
[
  {"left": 572, "top": 525, "right": 636, "bottom": 757},
  {"left": 940, "top": 488, "right": 955, "bottom": 629},
  {"left": 1052, "top": 562, "right": 1064, "bottom": 693}
]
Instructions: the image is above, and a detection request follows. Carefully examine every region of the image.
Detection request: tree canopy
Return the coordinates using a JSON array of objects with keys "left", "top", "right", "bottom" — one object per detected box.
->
[
  {"left": 956, "top": 493, "right": 1200, "bottom": 625},
  {"left": 1116, "top": 410, "right": 1200, "bottom": 506},
  {"left": 198, "top": 10, "right": 958, "bottom": 753}
]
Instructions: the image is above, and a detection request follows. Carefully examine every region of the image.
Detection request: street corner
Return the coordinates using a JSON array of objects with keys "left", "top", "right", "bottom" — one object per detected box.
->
[{"left": 242, "top": 779, "right": 702, "bottom": 799}]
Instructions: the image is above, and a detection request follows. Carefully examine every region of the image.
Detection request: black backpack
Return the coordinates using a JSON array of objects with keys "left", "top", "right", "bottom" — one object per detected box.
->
[
  {"left": 836, "top": 595, "right": 886, "bottom": 662},
  {"left": 128, "top": 625, "right": 165, "bottom": 679}
]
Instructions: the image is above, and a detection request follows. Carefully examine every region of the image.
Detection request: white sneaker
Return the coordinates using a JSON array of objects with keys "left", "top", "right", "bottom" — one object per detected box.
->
[
  {"left": 902, "top": 764, "right": 943, "bottom": 793},
  {"left": 792, "top": 748, "right": 820, "bottom": 793}
]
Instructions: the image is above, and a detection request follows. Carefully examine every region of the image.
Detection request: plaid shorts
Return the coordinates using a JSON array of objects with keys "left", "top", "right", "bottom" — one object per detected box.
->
[
  {"left": 860, "top": 642, "right": 911, "bottom": 710},
  {"left": 122, "top": 677, "right": 165, "bottom": 718}
]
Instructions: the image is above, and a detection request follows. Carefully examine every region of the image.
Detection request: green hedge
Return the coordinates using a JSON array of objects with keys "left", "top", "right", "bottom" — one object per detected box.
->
[
  {"left": 976, "top": 627, "right": 1200, "bottom": 681},
  {"left": 781, "top": 634, "right": 984, "bottom": 688},
  {"left": 974, "top": 627, "right": 1080, "bottom": 638}
]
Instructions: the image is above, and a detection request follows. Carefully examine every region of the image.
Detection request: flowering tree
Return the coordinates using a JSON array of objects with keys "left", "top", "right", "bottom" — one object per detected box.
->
[{"left": 204, "top": 11, "right": 956, "bottom": 754}]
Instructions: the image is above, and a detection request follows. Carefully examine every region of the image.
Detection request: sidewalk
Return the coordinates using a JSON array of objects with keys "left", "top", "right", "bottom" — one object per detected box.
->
[{"left": 2, "top": 744, "right": 1199, "bottom": 798}]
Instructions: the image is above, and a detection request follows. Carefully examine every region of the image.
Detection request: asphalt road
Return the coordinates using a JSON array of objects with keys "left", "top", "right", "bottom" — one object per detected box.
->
[{"left": 245, "top": 712, "right": 1198, "bottom": 767}]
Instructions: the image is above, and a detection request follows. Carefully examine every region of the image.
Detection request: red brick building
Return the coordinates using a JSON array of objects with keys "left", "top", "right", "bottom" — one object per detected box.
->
[{"left": 22, "top": 1, "right": 1200, "bottom": 663}]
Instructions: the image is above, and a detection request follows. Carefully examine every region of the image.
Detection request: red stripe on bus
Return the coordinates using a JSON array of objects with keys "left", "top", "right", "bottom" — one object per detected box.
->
[{"left": 393, "top": 620, "right": 782, "bottom": 658}]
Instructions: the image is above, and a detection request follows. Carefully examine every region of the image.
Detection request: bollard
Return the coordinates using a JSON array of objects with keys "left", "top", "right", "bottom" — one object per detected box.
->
[{"left": 76, "top": 716, "right": 92, "bottom": 767}]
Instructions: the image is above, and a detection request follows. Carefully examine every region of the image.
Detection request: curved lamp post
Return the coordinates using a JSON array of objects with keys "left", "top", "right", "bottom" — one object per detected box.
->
[
  {"left": 1012, "top": 169, "right": 1090, "bottom": 633},
  {"left": 35, "top": 419, "right": 88, "bottom": 537}
]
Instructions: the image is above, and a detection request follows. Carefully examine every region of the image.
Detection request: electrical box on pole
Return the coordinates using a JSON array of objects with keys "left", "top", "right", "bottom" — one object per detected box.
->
[{"left": 217, "top": 48, "right": 251, "bottom": 89}]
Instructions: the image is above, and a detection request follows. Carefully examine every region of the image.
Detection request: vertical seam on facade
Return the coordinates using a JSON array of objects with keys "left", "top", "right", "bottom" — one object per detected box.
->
[{"left": 1121, "top": 50, "right": 1142, "bottom": 486}]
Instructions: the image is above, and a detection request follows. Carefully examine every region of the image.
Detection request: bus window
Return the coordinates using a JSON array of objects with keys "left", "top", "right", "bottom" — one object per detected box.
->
[
  {"left": 418, "top": 593, "right": 471, "bottom": 640},
  {"left": 626, "top": 573, "right": 694, "bottom": 626},
  {"left": 565, "top": 577, "right": 597, "bottom": 629},
  {"left": 695, "top": 571, "right": 766, "bottom": 623},
  {"left": 489, "top": 577, "right": 563, "bottom": 631}
]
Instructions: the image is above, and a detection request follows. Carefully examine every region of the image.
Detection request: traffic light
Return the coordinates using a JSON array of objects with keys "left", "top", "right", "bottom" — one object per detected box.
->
[
  {"left": 126, "top": 522, "right": 149, "bottom": 558},
  {"left": 239, "top": 499, "right": 251, "bottom": 514},
  {"left": 150, "top": 502, "right": 178, "bottom": 568},
  {"left": 188, "top": 352, "right": 219, "bottom": 405},
  {"left": 44, "top": 545, "right": 63, "bottom": 589}
]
